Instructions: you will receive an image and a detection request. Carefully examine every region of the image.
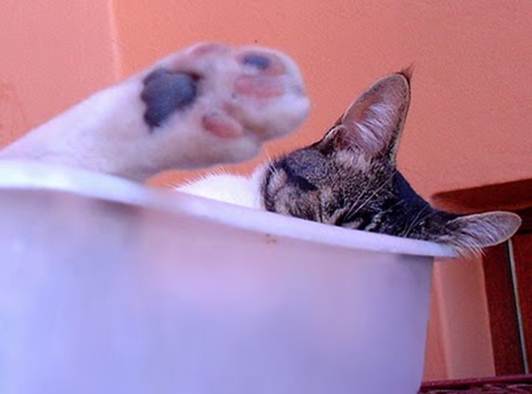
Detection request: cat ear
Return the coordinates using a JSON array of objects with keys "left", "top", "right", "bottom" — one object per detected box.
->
[
  {"left": 437, "top": 211, "right": 521, "bottom": 256},
  {"left": 325, "top": 71, "right": 411, "bottom": 162}
]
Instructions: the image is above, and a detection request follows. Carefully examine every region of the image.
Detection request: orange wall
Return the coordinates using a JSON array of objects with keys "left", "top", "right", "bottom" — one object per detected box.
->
[
  {"left": 429, "top": 259, "right": 495, "bottom": 379},
  {"left": 2, "top": 0, "right": 531, "bottom": 381},
  {"left": 0, "top": 0, "right": 119, "bottom": 147}
]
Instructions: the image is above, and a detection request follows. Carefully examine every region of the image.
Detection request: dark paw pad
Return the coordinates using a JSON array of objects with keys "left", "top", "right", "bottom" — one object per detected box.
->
[
  {"left": 242, "top": 54, "right": 271, "bottom": 70},
  {"left": 141, "top": 69, "right": 200, "bottom": 129}
]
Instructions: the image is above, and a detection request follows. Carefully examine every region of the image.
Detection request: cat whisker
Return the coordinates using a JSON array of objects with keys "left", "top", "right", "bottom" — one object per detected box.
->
[
  {"left": 347, "top": 173, "right": 395, "bottom": 219},
  {"left": 344, "top": 177, "right": 375, "bottom": 218},
  {"left": 401, "top": 206, "right": 433, "bottom": 238}
]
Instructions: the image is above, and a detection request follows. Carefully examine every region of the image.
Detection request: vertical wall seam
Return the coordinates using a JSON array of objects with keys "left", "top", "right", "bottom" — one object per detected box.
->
[
  {"left": 106, "top": 0, "right": 122, "bottom": 81},
  {"left": 508, "top": 239, "right": 530, "bottom": 373}
]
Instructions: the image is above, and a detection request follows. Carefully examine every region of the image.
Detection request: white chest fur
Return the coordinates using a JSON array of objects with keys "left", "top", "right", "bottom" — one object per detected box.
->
[{"left": 177, "top": 166, "right": 267, "bottom": 209}]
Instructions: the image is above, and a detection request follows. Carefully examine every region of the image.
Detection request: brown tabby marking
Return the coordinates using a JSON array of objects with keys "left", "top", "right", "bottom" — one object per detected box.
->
[{"left": 261, "top": 71, "right": 521, "bottom": 256}]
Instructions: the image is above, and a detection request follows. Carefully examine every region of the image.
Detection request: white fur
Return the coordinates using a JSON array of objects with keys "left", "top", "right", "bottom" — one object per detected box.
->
[
  {"left": 178, "top": 166, "right": 267, "bottom": 209},
  {"left": 437, "top": 212, "right": 522, "bottom": 257},
  {"left": 0, "top": 43, "right": 309, "bottom": 181}
]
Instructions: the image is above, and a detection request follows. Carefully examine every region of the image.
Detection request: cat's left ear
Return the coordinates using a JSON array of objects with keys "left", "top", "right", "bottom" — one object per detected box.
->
[
  {"left": 437, "top": 211, "right": 522, "bottom": 256},
  {"left": 327, "top": 71, "right": 411, "bottom": 163}
]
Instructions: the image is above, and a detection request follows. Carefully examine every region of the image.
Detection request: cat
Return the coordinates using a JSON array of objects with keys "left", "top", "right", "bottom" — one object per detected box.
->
[
  {"left": 0, "top": 42, "right": 520, "bottom": 255},
  {"left": 180, "top": 69, "right": 521, "bottom": 256}
]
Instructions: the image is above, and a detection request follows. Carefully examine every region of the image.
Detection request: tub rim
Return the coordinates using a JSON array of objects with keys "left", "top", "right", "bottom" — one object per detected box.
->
[{"left": 0, "top": 160, "right": 456, "bottom": 258}]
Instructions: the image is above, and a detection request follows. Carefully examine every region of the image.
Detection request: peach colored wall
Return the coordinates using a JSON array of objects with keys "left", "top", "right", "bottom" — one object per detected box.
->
[
  {"left": 429, "top": 259, "right": 495, "bottom": 379},
  {"left": 0, "top": 0, "right": 119, "bottom": 147},
  {"left": 2, "top": 0, "right": 531, "bottom": 382}
]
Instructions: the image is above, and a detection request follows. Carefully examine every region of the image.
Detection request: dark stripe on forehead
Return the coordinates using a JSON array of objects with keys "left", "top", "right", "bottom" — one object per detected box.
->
[{"left": 278, "top": 160, "right": 318, "bottom": 192}]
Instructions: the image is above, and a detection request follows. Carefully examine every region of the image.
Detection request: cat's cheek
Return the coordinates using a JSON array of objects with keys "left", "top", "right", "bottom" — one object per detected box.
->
[{"left": 202, "top": 112, "right": 244, "bottom": 138}]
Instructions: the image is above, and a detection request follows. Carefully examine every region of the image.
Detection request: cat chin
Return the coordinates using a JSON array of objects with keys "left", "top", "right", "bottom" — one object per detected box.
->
[{"left": 177, "top": 164, "right": 269, "bottom": 209}]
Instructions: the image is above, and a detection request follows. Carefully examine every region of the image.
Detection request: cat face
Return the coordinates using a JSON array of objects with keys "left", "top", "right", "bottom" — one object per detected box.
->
[{"left": 261, "top": 71, "right": 521, "bottom": 255}]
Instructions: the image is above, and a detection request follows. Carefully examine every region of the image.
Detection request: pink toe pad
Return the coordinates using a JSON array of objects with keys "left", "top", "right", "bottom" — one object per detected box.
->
[{"left": 202, "top": 112, "right": 244, "bottom": 138}]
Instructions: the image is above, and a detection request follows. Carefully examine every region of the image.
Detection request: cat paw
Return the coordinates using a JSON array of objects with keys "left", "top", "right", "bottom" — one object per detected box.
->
[
  {"left": 138, "top": 42, "right": 310, "bottom": 167},
  {"left": 0, "top": 43, "right": 309, "bottom": 180}
]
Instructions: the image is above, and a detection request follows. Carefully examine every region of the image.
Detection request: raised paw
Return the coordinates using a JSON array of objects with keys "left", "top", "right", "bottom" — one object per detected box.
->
[
  {"left": 136, "top": 42, "right": 310, "bottom": 169},
  {"left": 0, "top": 43, "right": 310, "bottom": 181}
]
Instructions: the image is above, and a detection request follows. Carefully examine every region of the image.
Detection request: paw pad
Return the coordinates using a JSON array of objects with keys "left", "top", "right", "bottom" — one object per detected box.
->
[{"left": 141, "top": 69, "right": 199, "bottom": 129}]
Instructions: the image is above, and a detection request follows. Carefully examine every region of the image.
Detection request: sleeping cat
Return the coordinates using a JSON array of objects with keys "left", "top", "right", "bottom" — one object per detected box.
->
[{"left": 180, "top": 70, "right": 521, "bottom": 256}]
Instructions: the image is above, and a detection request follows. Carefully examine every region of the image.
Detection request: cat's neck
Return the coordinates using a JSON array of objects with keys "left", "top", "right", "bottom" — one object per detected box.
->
[{"left": 177, "top": 165, "right": 268, "bottom": 209}]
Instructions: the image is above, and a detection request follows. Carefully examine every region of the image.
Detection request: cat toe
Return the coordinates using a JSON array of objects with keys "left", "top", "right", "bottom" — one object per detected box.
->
[{"left": 228, "top": 47, "right": 310, "bottom": 141}]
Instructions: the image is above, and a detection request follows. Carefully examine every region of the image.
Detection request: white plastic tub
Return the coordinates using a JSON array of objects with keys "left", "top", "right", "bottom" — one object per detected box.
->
[{"left": 0, "top": 161, "right": 454, "bottom": 394}]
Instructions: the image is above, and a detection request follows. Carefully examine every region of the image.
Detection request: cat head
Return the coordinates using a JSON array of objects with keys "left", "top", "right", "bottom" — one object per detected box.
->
[{"left": 261, "top": 70, "right": 521, "bottom": 255}]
